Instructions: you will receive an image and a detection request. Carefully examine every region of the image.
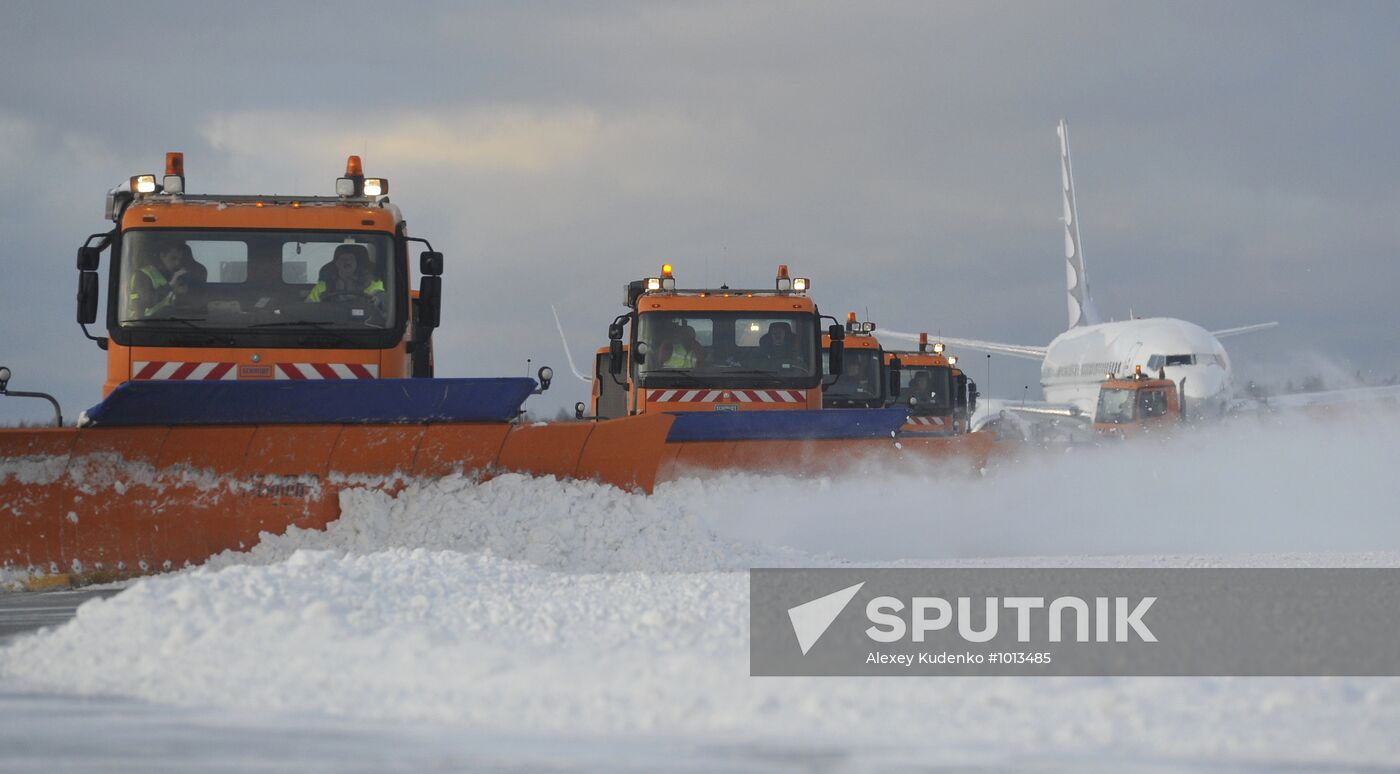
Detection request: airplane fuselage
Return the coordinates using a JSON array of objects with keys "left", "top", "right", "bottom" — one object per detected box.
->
[{"left": 1040, "top": 317, "right": 1232, "bottom": 418}]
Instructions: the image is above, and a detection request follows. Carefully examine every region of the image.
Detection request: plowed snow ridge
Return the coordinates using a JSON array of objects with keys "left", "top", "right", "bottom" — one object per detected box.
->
[{"left": 214, "top": 410, "right": 1400, "bottom": 569}]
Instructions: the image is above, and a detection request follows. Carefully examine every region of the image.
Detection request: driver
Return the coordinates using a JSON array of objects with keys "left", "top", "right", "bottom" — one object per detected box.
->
[
  {"left": 758, "top": 322, "right": 797, "bottom": 365},
  {"left": 906, "top": 372, "right": 933, "bottom": 406},
  {"left": 843, "top": 356, "right": 874, "bottom": 396},
  {"left": 127, "top": 242, "right": 206, "bottom": 319},
  {"left": 308, "top": 244, "right": 384, "bottom": 304}
]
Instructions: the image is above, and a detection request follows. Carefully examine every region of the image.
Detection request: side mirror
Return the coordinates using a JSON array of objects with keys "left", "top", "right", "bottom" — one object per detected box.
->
[
  {"left": 77, "top": 271, "right": 100, "bottom": 324},
  {"left": 888, "top": 356, "right": 902, "bottom": 398},
  {"left": 608, "top": 322, "right": 624, "bottom": 341},
  {"left": 419, "top": 251, "right": 443, "bottom": 276},
  {"left": 633, "top": 340, "right": 649, "bottom": 365},
  {"left": 417, "top": 275, "right": 442, "bottom": 329},
  {"left": 77, "top": 246, "right": 101, "bottom": 271},
  {"left": 574, "top": 401, "right": 586, "bottom": 420},
  {"left": 609, "top": 339, "right": 624, "bottom": 375}
]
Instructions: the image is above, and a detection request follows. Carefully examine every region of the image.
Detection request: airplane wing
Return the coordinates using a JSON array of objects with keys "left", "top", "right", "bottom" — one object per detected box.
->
[
  {"left": 550, "top": 305, "right": 592, "bottom": 383},
  {"left": 972, "top": 398, "right": 1092, "bottom": 440},
  {"left": 1210, "top": 322, "right": 1278, "bottom": 339},
  {"left": 879, "top": 329, "right": 1047, "bottom": 361}
]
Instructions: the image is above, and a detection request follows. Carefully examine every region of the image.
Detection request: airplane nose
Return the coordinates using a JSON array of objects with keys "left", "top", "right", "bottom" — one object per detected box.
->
[
  {"left": 1177, "top": 365, "right": 1230, "bottom": 416},
  {"left": 1181, "top": 367, "right": 1225, "bottom": 399}
]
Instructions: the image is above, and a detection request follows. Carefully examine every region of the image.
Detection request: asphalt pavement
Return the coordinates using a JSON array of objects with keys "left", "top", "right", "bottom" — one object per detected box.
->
[{"left": 0, "top": 588, "right": 122, "bottom": 642}]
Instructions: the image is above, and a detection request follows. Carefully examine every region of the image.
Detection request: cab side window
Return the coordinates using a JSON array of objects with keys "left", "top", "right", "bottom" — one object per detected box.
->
[{"left": 1140, "top": 389, "right": 1170, "bottom": 418}]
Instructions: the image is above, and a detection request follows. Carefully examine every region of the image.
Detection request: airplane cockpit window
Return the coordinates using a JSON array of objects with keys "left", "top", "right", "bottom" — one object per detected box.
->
[{"left": 1148, "top": 354, "right": 1200, "bottom": 370}]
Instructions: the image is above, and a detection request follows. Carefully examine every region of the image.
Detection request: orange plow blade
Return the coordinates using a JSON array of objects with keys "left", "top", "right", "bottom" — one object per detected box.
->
[{"left": 2, "top": 381, "right": 997, "bottom": 587}]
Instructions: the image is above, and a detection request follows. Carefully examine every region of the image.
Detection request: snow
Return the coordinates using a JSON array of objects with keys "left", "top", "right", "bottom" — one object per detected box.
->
[{"left": 4, "top": 411, "right": 1400, "bottom": 767}]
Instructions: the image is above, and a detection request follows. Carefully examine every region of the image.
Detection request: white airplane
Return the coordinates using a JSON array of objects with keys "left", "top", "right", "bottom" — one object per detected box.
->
[{"left": 885, "top": 120, "right": 1276, "bottom": 424}]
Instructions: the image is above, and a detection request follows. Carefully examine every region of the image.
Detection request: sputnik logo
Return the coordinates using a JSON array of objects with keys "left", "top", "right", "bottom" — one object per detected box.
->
[{"left": 787, "top": 582, "right": 865, "bottom": 655}]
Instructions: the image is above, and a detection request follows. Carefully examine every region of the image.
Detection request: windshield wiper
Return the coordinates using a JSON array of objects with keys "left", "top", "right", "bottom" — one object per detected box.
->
[
  {"left": 128, "top": 316, "right": 209, "bottom": 328},
  {"left": 127, "top": 316, "right": 234, "bottom": 345},
  {"left": 641, "top": 370, "right": 711, "bottom": 386},
  {"left": 251, "top": 319, "right": 361, "bottom": 346},
  {"left": 251, "top": 319, "right": 342, "bottom": 329}
]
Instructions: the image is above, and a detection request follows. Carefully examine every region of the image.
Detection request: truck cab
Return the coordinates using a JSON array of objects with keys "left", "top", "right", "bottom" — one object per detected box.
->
[
  {"left": 75, "top": 153, "right": 443, "bottom": 395},
  {"left": 593, "top": 264, "right": 844, "bottom": 418},
  {"left": 884, "top": 333, "right": 977, "bottom": 436},
  {"left": 1093, "top": 366, "right": 1181, "bottom": 436},
  {"left": 821, "top": 313, "right": 887, "bottom": 409}
]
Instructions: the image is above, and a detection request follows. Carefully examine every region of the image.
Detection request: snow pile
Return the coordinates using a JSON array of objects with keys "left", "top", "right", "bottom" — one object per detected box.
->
[
  {"left": 203, "top": 473, "right": 812, "bottom": 573},
  {"left": 0, "top": 550, "right": 747, "bottom": 733},
  {"left": 5, "top": 548, "right": 1400, "bottom": 764}
]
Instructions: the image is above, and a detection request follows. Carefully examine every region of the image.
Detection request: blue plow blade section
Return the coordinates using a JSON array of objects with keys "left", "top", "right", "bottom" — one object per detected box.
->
[
  {"left": 79, "top": 378, "right": 539, "bottom": 427},
  {"left": 664, "top": 407, "right": 908, "bottom": 442}
]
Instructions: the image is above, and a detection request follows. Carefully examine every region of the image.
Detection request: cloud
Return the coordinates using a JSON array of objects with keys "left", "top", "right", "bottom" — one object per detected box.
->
[
  {"left": 3, "top": 3, "right": 1400, "bottom": 425},
  {"left": 204, "top": 107, "right": 609, "bottom": 176}
]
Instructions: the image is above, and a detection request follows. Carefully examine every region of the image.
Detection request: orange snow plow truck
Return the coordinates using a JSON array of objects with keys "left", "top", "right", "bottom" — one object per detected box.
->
[
  {"left": 0, "top": 157, "right": 920, "bottom": 587},
  {"left": 591, "top": 263, "right": 839, "bottom": 416},
  {"left": 1092, "top": 365, "right": 1182, "bottom": 437},
  {"left": 885, "top": 333, "right": 978, "bottom": 436}
]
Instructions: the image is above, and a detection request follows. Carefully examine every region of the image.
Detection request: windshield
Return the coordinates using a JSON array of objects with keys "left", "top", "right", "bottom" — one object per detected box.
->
[
  {"left": 822, "top": 348, "right": 883, "bottom": 406},
  {"left": 636, "top": 311, "right": 817, "bottom": 385},
  {"left": 893, "top": 366, "right": 953, "bottom": 414},
  {"left": 1096, "top": 387, "right": 1137, "bottom": 423},
  {"left": 118, "top": 230, "right": 396, "bottom": 331}
]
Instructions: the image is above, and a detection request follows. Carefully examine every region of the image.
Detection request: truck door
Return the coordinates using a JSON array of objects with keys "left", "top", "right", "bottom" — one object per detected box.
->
[
  {"left": 594, "top": 351, "right": 627, "bottom": 420},
  {"left": 1138, "top": 388, "right": 1171, "bottom": 425}
]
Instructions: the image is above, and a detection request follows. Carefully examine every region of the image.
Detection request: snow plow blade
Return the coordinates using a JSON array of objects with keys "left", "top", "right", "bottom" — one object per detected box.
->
[{"left": 2, "top": 382, "right": 987, "bottom": 587}]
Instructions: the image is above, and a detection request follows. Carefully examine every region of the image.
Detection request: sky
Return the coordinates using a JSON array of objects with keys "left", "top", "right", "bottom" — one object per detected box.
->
[{"left": 1, "top": 1, "right": 1397, "bottom": 423}]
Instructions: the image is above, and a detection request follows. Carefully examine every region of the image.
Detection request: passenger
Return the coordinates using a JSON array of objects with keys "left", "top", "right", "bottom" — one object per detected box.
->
[
  {"left": 127, "top": 242, "right": 206, "bottom": 319},
  {"left": 308, "top": 245, "right": 384, "bottom": 303},
  {"left": 659, "top": 324, "right": 703, "bottom": 368}
]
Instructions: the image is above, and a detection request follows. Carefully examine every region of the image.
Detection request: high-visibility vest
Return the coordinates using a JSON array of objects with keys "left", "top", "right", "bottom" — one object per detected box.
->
[
  {"left": 128, "top": 265, "right": 174, "bottom": 318},
  {"left": 308, "top": 278, "right": 385, "bottom": 302},
  {"left": 663, "top": 341, "right": 696, "bottom": 368}
]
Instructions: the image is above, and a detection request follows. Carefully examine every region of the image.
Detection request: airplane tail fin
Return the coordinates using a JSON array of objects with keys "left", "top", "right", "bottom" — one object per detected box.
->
[{"left": 1059, "top": 119, "right": 1102, "bottom": 330}]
